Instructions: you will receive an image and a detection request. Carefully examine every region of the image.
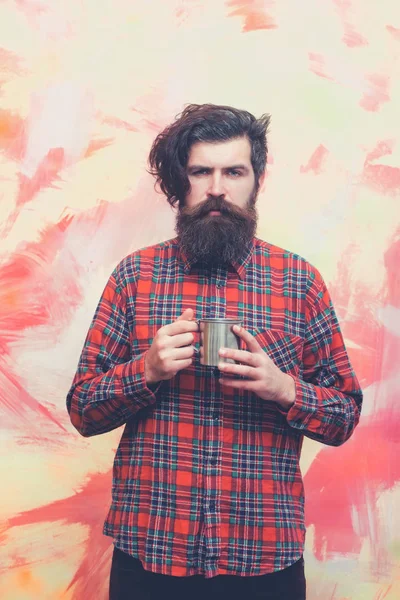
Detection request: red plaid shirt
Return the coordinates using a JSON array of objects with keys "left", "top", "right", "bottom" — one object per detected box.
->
[{"left": 67, "top": 237, "right": 362, "bottom": 578}]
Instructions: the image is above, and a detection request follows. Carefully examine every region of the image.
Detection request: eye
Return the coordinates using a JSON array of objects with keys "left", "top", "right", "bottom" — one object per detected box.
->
[
  {"left": 227, "top": 169, "right": 242, "bottom": 177},
  {"left": 191, "top": 169, "right": 209, "bottom": 176}
]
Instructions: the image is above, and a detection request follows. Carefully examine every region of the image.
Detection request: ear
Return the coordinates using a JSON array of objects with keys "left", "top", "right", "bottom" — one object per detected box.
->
[{"left": 258, "top": 171, "right": 267, "bottom": 193}]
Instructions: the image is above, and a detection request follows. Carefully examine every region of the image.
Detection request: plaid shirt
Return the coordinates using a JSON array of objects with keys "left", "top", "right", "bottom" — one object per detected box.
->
[{"left": 67, "top": 237, "right": 362, "bottom": 578}]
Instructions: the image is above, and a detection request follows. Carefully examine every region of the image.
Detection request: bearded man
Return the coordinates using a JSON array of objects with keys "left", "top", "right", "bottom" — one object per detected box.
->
[{"left": 67, "top": 104, "right": 363, "bottom": 600}]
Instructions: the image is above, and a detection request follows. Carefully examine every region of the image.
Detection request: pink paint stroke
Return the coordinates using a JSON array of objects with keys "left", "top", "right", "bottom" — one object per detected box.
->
[
  {"left": 100, "top": 115, "right": 138, "bottom": 133},
  {"left": 0, "top": 109, "right": 26, "bottom": 162},
  {"left": 0, "top": 357, "right": 66, "bottom": 431},
  {"left": 308, "top": 53, "right": 334, "bottom": 81},
  {"left": 386, "top": 25, "right": 400, "bottom": 41},
  {"left": 300, "top": 145, "right": 329, "bottom": 175},
  {"left": 306, "top": 236, "right": 400, "bottom": 573},
  {"left": 305, "top": 410, "right": 400, "bottom": 567},
  {"left": 226, "top": 0, "right": 277, "bottom": 32},
  {"left": 359, "top": 74, "right": 390, "bottom": 112},
  {"left": 333, "top": 0, "right": 369, "bottom": 48},
  {"left": 362, "top": 140, "right": 400, "bottom": 194},
  {"left": 0, "top": 205, "right": 109, "bottom": 431},
  {"left": 0, "top": 47, "right": 26, "bottom": 78},
  {"left": 5, "top": 469, "right": 114, "bottom": 599}
]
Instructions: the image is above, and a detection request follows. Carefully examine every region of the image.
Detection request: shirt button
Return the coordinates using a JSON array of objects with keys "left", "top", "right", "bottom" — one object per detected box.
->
[
  {"left": 216, "top": 282, "right": 223, "bottom": 289},
  {"left": 210, "top": 457, "right": 217, "bottom": 466},
  {"left": 213, "top": 412, "right": 220, "bottom": 421},
  {"left": 209, "top": 501, "right": 216, "bottom": 511}
]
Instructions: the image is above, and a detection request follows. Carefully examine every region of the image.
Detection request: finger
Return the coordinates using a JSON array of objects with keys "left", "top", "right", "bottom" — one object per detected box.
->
[
  {"left": 177, "top": 308, "right": 194, "bottom": 321},
  {"left": 170, "top": 345, "right": 195, "bottom": 360},
  {"left": 218, "top": 361, "right": 259, "bottom": 379},
  {"left": 232, "top": 325, "right": 263, "bottom": 354},
  {"left": 218, "top": 347, "right": 261, "bottom": 367},
  {"left": 166, "top": 332, "right": 195, "bottom": 348},
  {"left": 172, "top": 357, "right": 193, "bottom": 372},
  {"left": 163, "top": 319, "right": 198, "bottom": 336}
]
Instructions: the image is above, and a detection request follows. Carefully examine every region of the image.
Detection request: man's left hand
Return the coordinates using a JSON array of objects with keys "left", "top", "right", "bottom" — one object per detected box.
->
[{"left": 218, "top": 325, "right": 296, "bottom": 411}]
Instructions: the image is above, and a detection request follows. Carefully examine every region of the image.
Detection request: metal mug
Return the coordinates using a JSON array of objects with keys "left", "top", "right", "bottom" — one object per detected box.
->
[{"left": 197, "top": 318, "right": 242, "bottom": 366}]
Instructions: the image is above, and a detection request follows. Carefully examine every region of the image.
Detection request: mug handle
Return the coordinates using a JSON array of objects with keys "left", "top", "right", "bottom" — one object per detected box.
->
[{"left": 193, "top": 320, "right": 201, "bottom": 354}]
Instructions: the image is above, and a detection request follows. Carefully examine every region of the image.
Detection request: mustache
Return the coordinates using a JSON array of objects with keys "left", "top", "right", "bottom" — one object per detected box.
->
[{"left": 180, "top": 195, "right": 247, "bottom": 219}]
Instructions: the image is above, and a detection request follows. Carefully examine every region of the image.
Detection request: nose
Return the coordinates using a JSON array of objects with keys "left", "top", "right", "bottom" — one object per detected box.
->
[{"left": 208, "top": 172, "right": 225, "bottom": 197}]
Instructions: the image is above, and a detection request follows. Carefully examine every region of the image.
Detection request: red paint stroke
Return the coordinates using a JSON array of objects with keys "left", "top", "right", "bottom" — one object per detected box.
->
[
  {"left": 0, "top": 215, "right": 77, "bottom": 341},
  {"left": 101, "top": 115, "right": 138, "bottom": 133},
  {"left": 0, "top": 204, "right": 108, "bottom": 342},
  {"left": 333, "top": 0, "right": 369, "bottom": 48},
  {"left": 4, "top": 469, "right": 114, "bottom": 599},
  {"left": 83, "top": 137, "right": 114, "bottom": 158},
  {"left": 0, "top": 110, "right": 113, "bottom": 220},
  {"left": 306, "top": 235, "right": 400, "bottom": 567},
  {"left": 362, "top": 164, "right": 400, "bottom": 195},
  {"left": 0, "top": 357, "right": 66, "bottom": 431},
  {"left": 329, "top": 245, "right": 380, "bottom": 389},
  {"left": 361, "top": 140, "right": 400, "bottom": 195},
  {"left": 16, "top": 137, "right": 113, "bottom": 210},
  {"left": 1, "top": 134, "right": 113, "bottom": 235},
  {"left": 300, "top": 145, "right": 329, "bottom": 175},
  {"left": 359, "top": 74, "right": 390, "bottom": 112},
  {"left": 0, "top": 109, "right": 26, "bottom": 161},
  {"left": 341, "top": 328, "right": 379, "bottom": 390},
  {"left": 308, "top": 53, "right": 334, "bottom": 81},
  {"left": 0, "top": 204, "right": 110, "bottom": 430},
  {"left": 226, "top": 0, "right": 277, "bottom": 32},
  {"left": 364, "top": 140, "right": 394, "bottom": 164},
  {"left": 17, "top": 146, "right": 66, "bottom": 208},
  {"left": 0, "top": 215, "right": 79, "bottom": 430},
  {"left": 386, "top": 25, "right": 400, "bottom": 41},
  {"left": 375, "top": 584, "right": 394, "bottom": 600},
  {"left": 330, "top": 235, "right": 400, "bottom": 388},
  {"left": 384, "top": 233, "right": 400, "bottom": 308},
  {"left": 305, "top": 409, "right": 400, "bottom": 563}
]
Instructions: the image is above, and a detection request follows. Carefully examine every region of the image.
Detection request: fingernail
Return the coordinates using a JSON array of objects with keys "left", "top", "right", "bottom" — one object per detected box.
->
[
  {"left": 219, "top": 348, "right": 226, "bottom": 356},
  {"left": 233, "top": 325, "right": 240, "bottom": 332}
]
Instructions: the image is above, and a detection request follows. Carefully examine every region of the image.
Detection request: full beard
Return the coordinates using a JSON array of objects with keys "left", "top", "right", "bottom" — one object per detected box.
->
[{"left": 175, "top": 193, "right": 258, "bottom": 266}]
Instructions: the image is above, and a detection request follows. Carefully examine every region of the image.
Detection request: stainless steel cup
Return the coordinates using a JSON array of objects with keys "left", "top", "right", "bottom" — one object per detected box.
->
[{"left": 198, "top": 318, "right": 242, "bottom": 366}]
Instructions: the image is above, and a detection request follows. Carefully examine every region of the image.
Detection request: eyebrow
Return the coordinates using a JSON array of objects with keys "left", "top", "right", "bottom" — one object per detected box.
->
[{"left": 187, "top": 164, "right": 250, "bottom": 173}]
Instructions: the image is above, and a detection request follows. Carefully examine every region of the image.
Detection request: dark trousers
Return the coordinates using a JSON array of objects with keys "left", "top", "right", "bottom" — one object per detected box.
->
[{"left": 109, "top": 546, "right": 306, "bottom": 600}]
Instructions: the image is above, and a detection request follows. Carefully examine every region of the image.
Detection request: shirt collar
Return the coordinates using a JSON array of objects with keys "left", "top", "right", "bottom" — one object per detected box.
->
[{"left": 177, "top": 237, "right": 254, "bottom": 280}]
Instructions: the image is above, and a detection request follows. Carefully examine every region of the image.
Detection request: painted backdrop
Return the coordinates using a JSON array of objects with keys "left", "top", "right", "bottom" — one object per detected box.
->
[{"left": 1, "top": 1, "right": 399, "bottom": 598}]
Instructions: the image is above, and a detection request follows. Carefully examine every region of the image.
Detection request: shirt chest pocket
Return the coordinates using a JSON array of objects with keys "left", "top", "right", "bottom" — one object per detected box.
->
[{"left": 252, "top": 329, "right": 304, "bottom": 377}]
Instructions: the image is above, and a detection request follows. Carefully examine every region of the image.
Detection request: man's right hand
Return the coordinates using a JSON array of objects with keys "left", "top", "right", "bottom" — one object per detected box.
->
[{"left": 144, "top": 308, "right": 198, "bottom": 386}]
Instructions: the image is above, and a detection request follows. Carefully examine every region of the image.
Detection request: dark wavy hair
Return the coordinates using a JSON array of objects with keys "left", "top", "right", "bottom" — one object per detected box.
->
[{"left": 148, "top": 104, "right": 271, "bottom": 208}]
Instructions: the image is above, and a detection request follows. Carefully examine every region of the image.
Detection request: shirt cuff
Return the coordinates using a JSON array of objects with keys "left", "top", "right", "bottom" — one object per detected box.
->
[
  {"left": 120, "top": 353, "right": 160, "bottom": 409},
  {"left": 275, "top": 375, "right": 317, "bottom": 429}
]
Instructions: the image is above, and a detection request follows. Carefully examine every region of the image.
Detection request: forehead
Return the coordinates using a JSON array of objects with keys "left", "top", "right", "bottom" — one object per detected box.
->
[{"left": 187, "top": 137, "right": 252, "bottom": 167}]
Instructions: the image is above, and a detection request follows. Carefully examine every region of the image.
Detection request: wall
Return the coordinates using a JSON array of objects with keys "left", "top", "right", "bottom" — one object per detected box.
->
[{"left": 0, "top": 1, "right": 399, "bottom": 598}]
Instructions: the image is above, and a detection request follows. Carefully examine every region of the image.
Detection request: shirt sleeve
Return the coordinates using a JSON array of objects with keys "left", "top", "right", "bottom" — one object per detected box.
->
[
  {"left": 280, "top": 272, "right": 363, "bottom": 446},
  {"left": 66, "top": 266, "right": 158, "bottom": 437}
]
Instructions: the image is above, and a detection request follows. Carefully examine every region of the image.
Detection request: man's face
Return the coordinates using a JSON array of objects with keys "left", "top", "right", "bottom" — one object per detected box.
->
[
  {"left": 185, "top": 137, "right": 258, "bottom": 211},
  {"left": 176, "top": 137, "right": 265, "bottom": 265}
]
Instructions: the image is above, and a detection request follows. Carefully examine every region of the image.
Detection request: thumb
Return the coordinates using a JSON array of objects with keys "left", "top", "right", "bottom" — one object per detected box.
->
[{"left": 177, "top": 308, "right": 194, "bottom": 321}]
